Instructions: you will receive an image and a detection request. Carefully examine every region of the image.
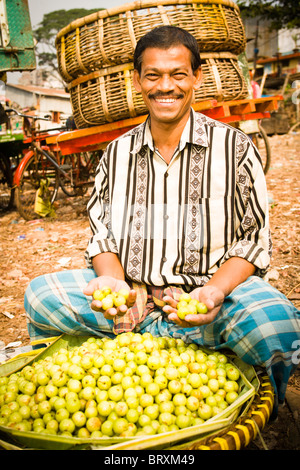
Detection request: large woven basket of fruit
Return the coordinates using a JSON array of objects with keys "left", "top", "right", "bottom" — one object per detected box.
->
[{"left": 0, "top": 331, "right": 273, "bottom": 450}]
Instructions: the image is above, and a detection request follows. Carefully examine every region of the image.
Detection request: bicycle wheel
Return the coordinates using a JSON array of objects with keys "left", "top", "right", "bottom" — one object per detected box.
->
[
  {"left": 251, "top": 124, "right": 271, "bottom": 174},
  {"left": 59, "top": 151, "right": 101, "bottom": 197},
  {"left": 79, "top": 150, "right": 101, "bottom": 188},
  {"left": 15, "top": 149, "right": 59, "bottom": 220},
  {"left": 0, "top": 153, "right": 15, "bottom": 212},
  {"left": 59, "top": 153, "right": 82, "bottom": 197}
]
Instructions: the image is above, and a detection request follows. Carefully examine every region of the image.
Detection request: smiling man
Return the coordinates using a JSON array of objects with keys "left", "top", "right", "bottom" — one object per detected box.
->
[
  {"left": 24, "top": 26, "right": 300, "bottom": 418},
  {"left": 132, "top": 38, "right": 202, "bottom": 163}
]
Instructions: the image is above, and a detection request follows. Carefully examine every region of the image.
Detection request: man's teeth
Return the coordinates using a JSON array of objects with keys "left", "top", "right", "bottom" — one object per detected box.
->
[{"left": 155, "top": 98, "right": 176, "bottom": 102}]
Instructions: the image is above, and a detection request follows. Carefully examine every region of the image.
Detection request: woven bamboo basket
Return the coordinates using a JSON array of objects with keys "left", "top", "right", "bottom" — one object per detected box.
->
[
  {"left": 68, "top": 52, "right": 247, "bottom": 128},
  {"left": 56, "top": 0, "right": 246, "bottom": 82},
  {"left": 0, "top": 335, "right": 273, "bottom": 451}
]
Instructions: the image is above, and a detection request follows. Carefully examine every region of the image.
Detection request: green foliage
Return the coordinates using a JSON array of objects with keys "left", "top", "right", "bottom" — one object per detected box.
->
[
  {"left": 38, "top": 52, "right": 57, "bottom": 68},
  {"left": 33, "top": 8, "right": 102, "bottom": 81},
  {"left": 237, "top": 0, "right": 300, "bottom": 30},
  {"left": 34, "top": 9, "right": 100, "bottom": 42}
]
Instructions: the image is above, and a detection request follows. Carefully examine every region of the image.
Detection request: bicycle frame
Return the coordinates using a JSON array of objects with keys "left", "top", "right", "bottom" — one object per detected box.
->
[{"left": 13, "top": 142, "right": 69, "bottom": 187}]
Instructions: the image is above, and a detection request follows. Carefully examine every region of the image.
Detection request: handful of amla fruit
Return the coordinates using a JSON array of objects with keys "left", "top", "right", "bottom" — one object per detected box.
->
[
  {"left": 176, "top": 293, "right": 208, "bottom": 320},
  {"left": 92, "top": 286, "right": 130, "bottom": 310},
  {"left": 93, "top": 288, "right": 208, "bottom": 318}
]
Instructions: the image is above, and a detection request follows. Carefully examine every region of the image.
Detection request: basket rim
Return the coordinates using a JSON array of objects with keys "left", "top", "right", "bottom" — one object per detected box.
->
[
  {"left": 66, "top": 52, "right": 239, "bottom": 89},
  {"left": 56, "top": 0, "right": 241, "bottom": 41}
]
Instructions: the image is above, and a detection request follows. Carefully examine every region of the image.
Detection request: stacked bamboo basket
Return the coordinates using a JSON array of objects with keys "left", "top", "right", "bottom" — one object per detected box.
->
[{"left": 56, "top": 0, "right": 248, "bottom": 128}]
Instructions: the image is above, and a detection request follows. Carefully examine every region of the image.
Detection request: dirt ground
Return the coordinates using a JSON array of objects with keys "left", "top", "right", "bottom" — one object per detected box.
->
[{"left": 0, "top": 132, "right": 299, "bottom": 450}]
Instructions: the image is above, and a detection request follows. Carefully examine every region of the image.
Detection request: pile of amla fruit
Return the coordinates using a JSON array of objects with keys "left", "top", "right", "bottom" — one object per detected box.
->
[{"left": 0, "top": 332, "right": 241, "bottom": 438}]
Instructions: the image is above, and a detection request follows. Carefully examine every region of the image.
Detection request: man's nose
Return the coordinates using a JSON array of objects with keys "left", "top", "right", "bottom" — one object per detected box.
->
[{"left": 158, "top": 74, "right": 174, "bottom": 92}]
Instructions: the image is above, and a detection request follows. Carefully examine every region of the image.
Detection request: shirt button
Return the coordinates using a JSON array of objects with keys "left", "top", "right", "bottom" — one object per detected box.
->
[
  {"left": 164, "top": 214, "right": 169, "bottom": 220},
  {"left": 162, "top": 257, "right": 167, "bottom": 262}
]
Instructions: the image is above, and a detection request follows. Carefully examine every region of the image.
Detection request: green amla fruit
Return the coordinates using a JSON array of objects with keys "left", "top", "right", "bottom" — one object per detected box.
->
[
  {"left": 177, "top": 294, "right": 208, "bottom": 320},
  {"left": 92, "top": 287, "right": 129, "bottom": 310},
  {"left": 0, "top": 333, "right": 240, "bottom": 439}
]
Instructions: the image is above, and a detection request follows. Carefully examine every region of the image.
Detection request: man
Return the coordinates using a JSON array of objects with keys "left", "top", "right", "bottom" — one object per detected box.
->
[{"left": 24, "top": 26, "right": 299, "bottom": 417}]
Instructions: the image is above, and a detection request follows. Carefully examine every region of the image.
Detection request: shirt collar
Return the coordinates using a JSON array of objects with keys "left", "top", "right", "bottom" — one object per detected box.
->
[{"left": 130, "top": 108, "right": 209, "bottom": 155}]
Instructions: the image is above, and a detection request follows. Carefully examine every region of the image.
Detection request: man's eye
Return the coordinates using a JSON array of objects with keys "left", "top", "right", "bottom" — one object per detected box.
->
[
  {"left": 174, "top": 73, "right": 186, "bottom": 79},
  {"left": 146, "top": 73, "right": 159, "bottom": 79}
]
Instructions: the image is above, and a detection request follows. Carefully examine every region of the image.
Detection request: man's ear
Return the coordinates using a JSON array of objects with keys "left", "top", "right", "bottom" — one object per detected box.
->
[
  {"left": 193, "top": 67, "right": 202, "bottom": 90},
  {"left": 133, "top": 69, "right": 142, "bottom": 92}
]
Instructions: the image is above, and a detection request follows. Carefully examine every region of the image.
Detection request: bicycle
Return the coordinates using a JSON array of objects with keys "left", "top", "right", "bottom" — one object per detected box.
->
[{"left": 8, "top": 109, "right": 102, "bottom": 220}]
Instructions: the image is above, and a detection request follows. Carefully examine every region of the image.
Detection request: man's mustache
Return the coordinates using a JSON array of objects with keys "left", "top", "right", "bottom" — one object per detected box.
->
[{"left": 148, "top": 92, "right": 184, "bottom": 99}]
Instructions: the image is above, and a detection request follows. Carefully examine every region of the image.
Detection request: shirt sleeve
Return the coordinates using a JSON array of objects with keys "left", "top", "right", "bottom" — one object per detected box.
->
[
  {"left": 84, "top": 149, "right": 119, "bottom": 268},
  {"left": 222, "top": 133, "right": 272, "bottom": 277}
]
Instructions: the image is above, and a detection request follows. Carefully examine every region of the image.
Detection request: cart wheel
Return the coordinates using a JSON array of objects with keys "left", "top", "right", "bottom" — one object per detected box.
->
[
  {"left": 252, "top": 124, "right": 271, "bottom": 174},
  {"left": 0, "top": 153, "right": 15, "bottom": 212},
  {"left": 15, "top": 150, "right": 59, "bottom": 220}
]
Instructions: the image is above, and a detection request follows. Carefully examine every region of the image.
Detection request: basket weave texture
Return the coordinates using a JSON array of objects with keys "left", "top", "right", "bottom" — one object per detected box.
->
[
  {"left": 56, "top": 0, "right": 246, "bottom": 82},
  {"left": 69, "top": 53, "right": 247, "bottom": 128}
]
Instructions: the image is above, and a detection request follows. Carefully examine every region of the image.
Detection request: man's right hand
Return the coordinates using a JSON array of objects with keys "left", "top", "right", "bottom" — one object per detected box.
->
[{"left": 83, "top": 275, "right": 136, "bottom": 319}]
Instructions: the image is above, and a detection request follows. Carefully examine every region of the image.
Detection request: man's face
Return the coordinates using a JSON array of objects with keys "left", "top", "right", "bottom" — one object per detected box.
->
[{"left": 133, "top": 45, "right": 202, "bottom": 128}]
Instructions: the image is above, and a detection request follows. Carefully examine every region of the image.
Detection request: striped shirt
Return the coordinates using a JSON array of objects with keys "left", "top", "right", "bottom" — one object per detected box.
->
[{"left": 86, "top": 109, "right": 271, "bottom": 287}]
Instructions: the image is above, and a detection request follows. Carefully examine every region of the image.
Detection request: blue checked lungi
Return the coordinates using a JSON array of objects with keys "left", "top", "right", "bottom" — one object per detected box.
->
[{"left": 24, "top": 269, "right": 300, "bottom": 413}]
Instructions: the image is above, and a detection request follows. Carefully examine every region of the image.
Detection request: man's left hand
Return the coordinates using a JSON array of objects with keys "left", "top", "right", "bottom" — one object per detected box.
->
[{"left": 162, "top": 285, "right": 225, "bottom": 327}]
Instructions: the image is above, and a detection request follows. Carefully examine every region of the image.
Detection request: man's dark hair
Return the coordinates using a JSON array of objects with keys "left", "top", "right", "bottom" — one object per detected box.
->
[{"left": 133, "top": 25, "right": 201, "bottom": 74}]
